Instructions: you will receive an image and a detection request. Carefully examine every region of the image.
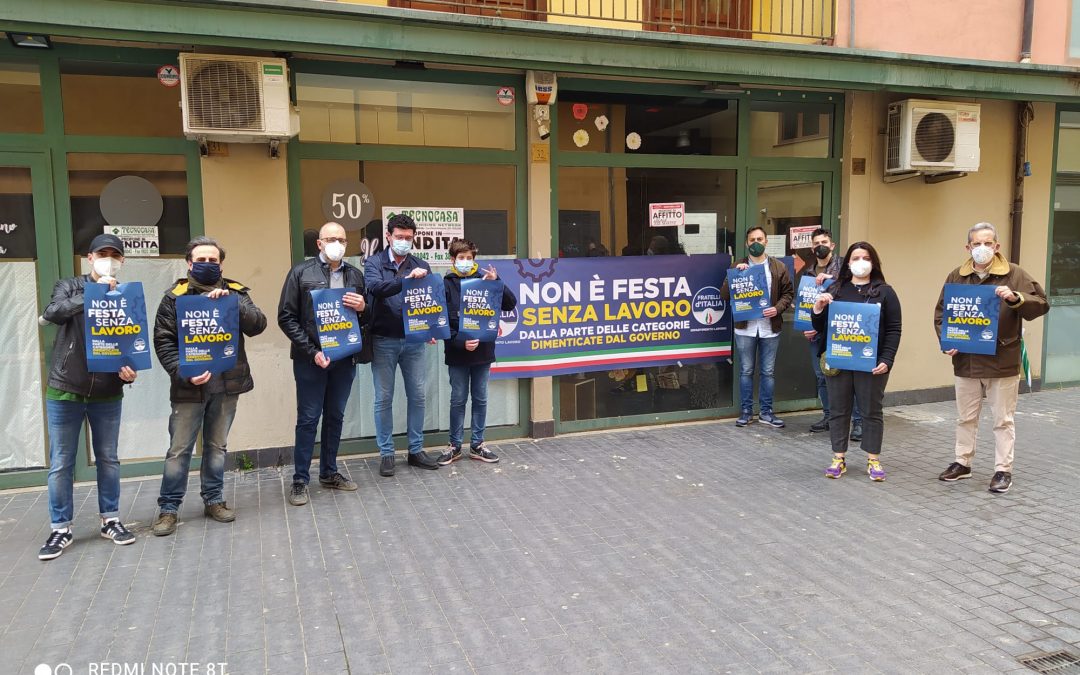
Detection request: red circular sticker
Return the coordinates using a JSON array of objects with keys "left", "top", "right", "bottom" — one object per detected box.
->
[
  {"left": 157, "top": 64, "right": 180, "bottom": 88},
  {"left": 496, "top": 87, "right": 515, "bottom": 106},
  {"left": 572, "top": 103, "right": 589, "bottom": 120}
]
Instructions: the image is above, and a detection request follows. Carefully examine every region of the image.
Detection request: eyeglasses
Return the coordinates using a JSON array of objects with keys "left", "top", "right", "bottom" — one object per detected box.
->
[{"left": 321, "top": 237, "right": 347, "bottom": 245}]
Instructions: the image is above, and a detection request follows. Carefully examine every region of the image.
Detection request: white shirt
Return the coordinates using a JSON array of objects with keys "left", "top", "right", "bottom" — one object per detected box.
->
[{"left": 734, "top": 257, "right": 778, "bottom": 339}]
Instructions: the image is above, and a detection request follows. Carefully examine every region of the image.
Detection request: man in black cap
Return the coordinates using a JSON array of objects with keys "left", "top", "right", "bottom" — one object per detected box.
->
[{"left": 37, "top": 233, "right": 138, "bottom": 560}]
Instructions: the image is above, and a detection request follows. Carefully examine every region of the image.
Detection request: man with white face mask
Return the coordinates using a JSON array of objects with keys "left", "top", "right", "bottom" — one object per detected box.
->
[
  {"left": 278, "top": 222, "right": 370, "bottom": 507},
  {"left": 37, "top": 233, "right": 138, "bottom": 560},
  {"left": 934, "top": 222, "right": 1049, "bottom": 494}
]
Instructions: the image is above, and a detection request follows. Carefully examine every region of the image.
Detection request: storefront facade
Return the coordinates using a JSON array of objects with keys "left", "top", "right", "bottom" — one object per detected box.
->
[{"left": 0, "top": 0, "right": 1076, "bottom": 487}]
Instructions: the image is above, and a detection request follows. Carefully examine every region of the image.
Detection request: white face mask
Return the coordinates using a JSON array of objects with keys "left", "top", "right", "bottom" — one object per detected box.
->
[
  {"left": 849, "top": 259, "right": 872, "bottom": 278},
  {"left": 970, "top": 244, "right": 995, "bottom": 265},
  {"left": 93, "top": 256, "right": 122, "bottom": 279},
  {"left": 323, "top": 241, "right": 346, "bottom": 262}
]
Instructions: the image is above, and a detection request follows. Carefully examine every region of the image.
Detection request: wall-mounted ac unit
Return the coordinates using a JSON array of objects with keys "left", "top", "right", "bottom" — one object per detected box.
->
[
  {"left": 179, "top": 53, "right": 297, "bottom": 150},
  {"left": 885, "top": 99, "right": 981, "bottom": 175}
]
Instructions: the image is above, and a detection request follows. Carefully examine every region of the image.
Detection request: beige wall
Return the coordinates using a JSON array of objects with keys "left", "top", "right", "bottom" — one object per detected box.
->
[
  {"left": 527, "top": 108, "right": 554, "bottom": 428},
  {"left": 841, "top": 93, "right": 1053, "bottom": 392},
  {"left": 199, "top": 144, "right": 296, "bottom": 451}
]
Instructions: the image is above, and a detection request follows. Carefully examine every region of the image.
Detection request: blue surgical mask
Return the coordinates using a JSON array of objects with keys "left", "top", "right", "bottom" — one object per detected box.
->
[
  {"left": 190, "top": 262, "right": 222, "bottom": 285},
  {"left": 454, "top": 259, "right": 475, "bottom": 275},
  {"left": 391, "top": 239, "right": 412, "bottom": 256}
]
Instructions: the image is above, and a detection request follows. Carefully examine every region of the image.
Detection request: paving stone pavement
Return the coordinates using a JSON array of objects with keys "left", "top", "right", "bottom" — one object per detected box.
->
[{"left": 2, "top": 387, "right": 1080, "bottom": 675}]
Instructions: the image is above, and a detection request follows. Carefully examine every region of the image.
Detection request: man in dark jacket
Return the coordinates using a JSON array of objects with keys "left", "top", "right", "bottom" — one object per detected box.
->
[
  {"left": 720, "top": 226, "right": 795, "bottom": 429},
  {"left": 278, "top": 222, "right": 369, "bottom": 507},
  {"left": 38, "top": 233, "right": 138, "bottom": 560},
  {"left": 151, "top": 236, "right": 267, "bottom": 535},
  {"left": 364, "top": 213, "right": 441, "bottom": 477},
  {"left": 935, "top": 223, "right": 1050, "bottom": 494}
]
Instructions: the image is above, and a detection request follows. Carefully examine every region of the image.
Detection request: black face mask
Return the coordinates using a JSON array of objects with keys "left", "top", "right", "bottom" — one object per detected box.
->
[
  {"left": 813, "top": 245, "right": 831, "bottom": 260},
  {"left": 190, "top": 262, "right": 222, "bottom": 285}
]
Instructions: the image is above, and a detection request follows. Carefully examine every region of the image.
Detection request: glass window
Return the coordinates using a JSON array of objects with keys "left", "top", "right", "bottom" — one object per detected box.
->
[
  {"left": 751, "top": 100, "right": 833, "bottom": 158},
  {"left": 61, "top": 61, "right": 183, "bottom": 137},
  {"left": 1052, "top": 111, "right": 1080, "bottom": 297},
  {"left": 0, "top": 62, "right": 44, "bottom": 133},
  {"left": 556, "top": 166, "right": 736, "bottom": 421},
  {"left": 296, "top": 74, "right": 516, "bottom": 150},
  {"left": 558, "top": 92, "right": 738, "bottom": 155}
]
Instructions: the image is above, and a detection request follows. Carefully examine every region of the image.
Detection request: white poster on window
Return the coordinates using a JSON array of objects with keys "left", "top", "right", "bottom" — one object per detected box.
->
[
  {"left": 788, "top": 225, "right": 819, "bottom": 251},
  {"left": 649, "top": 202, "right": 685, "bottom": 228},
  {"left": 105, "top": 225, "right": 160, "bottom": 257},
  {"left": 381, "top": 207, "right": 465, "bottom": 265}
]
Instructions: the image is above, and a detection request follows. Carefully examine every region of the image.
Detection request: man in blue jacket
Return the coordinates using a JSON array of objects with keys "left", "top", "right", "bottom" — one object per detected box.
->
[{"left": 364, "top": 213, "right": 441, "bottom": 476}]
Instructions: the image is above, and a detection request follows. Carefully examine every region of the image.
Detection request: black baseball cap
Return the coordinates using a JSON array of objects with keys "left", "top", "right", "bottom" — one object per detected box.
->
[{"left": 89, "top": 233, "right": 125, "bottom": 256}]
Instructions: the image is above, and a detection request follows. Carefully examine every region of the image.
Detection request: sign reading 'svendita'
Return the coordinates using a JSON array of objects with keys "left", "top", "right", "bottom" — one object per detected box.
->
[
  {"left": 726, "top": 265, "right": 769, "bottom": 321},
  {"left": 825, "top": 301, "right": 880, "bottom": 372},
  {"left": 401, "top": 276, "right": 451, "bottom": 343},
  {"left": 310, "top": 288, "right": 363, "bottom": 361},
  {"left": 939, "top": 283, "right": 1000, "bottom": 355},
  {"left": 83, "top": 282, "right": 152, "bottom": 372},
  {"left": 176, "top": 294, "right": 239, "bottom": 378},
  {"left": 459, "top": 279, "right": 503, "bottom": 342}
]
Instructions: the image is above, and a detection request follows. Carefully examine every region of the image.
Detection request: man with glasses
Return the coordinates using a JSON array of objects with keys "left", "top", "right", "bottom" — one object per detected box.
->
[
  {"left": 365, "top": 213, "right": 441, "bottom": 477},
  {"left": 278, "top": 222, "right": 369, "bottom": 506}
]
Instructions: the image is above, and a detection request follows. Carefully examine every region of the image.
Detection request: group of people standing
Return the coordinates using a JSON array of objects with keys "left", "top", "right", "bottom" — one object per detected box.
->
[
  {"left": 37, "top": 213, "right": 516, "bottom": 560},
  {"left": 721, "top": 222, "right": 1048, "bottom": 492}
]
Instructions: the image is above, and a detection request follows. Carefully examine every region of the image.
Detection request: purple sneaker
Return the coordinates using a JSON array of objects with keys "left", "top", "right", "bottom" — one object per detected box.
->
[
  {"left": 867, "top": 458, "right": 886, "bottom": 482},
  {"left": 825, "top": 456, "right": 846, "bottom": 479}
]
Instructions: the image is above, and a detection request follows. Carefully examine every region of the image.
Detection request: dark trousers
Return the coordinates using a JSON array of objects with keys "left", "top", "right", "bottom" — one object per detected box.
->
[
  {"left": 827, "top": 369, "right": 888, "bottom": 455},
  {"left": 292, "top": 358, "right": 357, "bottom": 484}
]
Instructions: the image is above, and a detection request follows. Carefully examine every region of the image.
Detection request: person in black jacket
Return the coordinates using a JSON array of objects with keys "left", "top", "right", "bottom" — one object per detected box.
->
[
  {"left": 38, "top": 233, "right": 138, "bottom": 560},
  {"left": 278, "top": 222, "right": 369, "bottom": 507},
  {"left": 151, "top": 236, "right": 267, "bottom": 535},
  {"left": 811, "top": 241, "right": 902, "bottom": 482},
  {"left": 436, "top": 239, "right": 517, "bottom": 465}
]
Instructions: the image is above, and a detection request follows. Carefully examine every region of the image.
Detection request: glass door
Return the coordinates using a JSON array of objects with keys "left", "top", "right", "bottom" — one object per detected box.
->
[
  {"left": 0, "top": 152, "right": 57, "bottom": 475},
  {"left": 742, "top": 170, "right": 834, "bottom": 411}
]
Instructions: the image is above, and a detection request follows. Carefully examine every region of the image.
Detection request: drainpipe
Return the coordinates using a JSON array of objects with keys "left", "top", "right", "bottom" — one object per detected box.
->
[
  {"left": 1010, "top": 102, "right": 1035, "bottom": 264},
  {"left": 1020, "top": 0, "right": 1034, "bottom": 62},
  {"left": 848, "top": 0, "right": 856, "bottom": 48}
]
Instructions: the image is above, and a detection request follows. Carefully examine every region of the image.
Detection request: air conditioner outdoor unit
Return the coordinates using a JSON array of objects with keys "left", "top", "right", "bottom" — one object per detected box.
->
[
  {"left": 179, "top": 53, "right": 297, "bottom": 150},
  {"left": 885, "top": 99, "right": 981, "bottom": 175}
]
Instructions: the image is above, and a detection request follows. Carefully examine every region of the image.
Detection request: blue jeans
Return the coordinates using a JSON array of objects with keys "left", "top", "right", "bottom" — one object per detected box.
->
[
  {"left": 810, "top": 333, "right": 861, "bottom": 422},
  {"left": 157, "top": 394, "right": 238, "bottom": 513},
  {"left": 372, "top": 336, "right": 427, "bottom": 457},
  {"left": 448, "top": 364, "right": 490, "bottom": 450},
  {"left": 46, "top": 398, "right": 123, "bottom": 529},
  {"left": 734, "top": 332, "right": 780, "bottom": 414},
  {"left": 293, "top": 358, "right": 357, "bottom": 485}
]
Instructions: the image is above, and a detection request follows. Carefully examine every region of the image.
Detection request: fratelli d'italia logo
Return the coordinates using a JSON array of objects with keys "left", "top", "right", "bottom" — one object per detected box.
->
[{"left": 691, "top": 286, "right": 725, "bottom": 326}]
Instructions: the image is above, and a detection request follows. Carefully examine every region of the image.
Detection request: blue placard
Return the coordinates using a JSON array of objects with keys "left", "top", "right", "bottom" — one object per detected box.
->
[
  {"left": 176, "top": 293, "right": 239, "bottom": 379},
  {"left": 310, "top": 288, "right": 363, "bottom": 361},
  {"left": 825, "top": 301, "right": 881, "bottom": 372},
  {"left": 726, "top": 264, "right": 769, "bottom": 321},
  {"left": 83, "top": 281, "right": 152, "bottom": 373},
  {"left": 940, "top": 283, "right": 1000, "bottom": 355},
  {"left": 794, "top": 275, "right": 832, "bottom": 331},
  {"left": 459, "top": 279, "right": 503, "bottom": 342},
  {"left": 402, "top": 276, "right": 451, "bottom": 343}
]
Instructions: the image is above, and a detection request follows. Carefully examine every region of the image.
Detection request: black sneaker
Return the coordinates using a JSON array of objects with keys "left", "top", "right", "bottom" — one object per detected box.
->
[
  {"left": 100, "top": 519, "right": 136, "bottom": 545},
  {"left": 437, "top": 444, "right": 462, "bottom": 466},
  {"left": 735, "top": 410, "right": 753, "bottom": 427},
  {"left": 469, "top": 443, "right": 500, "bottom": 463},
  {"left": 288, "top": 482, "right": 309, "bottom": 506},
  {"left": 407, "top": 451, "right": 440, "bottom": 470},
  {"left": 379, "top": 455, "right": 395, "bottom": 477},
  {"left": 39, "top": 529, "right": 73, "bottom": 560},
  {"left": 938, "top": 462, "right": 972, "bottom": 482},
  {"left": 989, "top": 471, "right": 1012, "bottom": 494},
  {"left": 319, "top": 472, "right": 358, "bottom": 491},
  {"left": 850, "top": 421, "right": 863, "bottom": 442},
  {"left": 810, "top": 416, "right": 830, "bottom": 433}
]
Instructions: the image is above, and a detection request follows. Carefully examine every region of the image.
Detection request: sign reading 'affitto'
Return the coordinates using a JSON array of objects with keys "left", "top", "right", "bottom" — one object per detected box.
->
[{"left": 649, "top": 202, "right": 685, "bottom": 228}]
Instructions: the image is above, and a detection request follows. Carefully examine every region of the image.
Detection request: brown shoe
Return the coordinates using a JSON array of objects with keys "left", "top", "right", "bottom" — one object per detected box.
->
[
  {"left": 151, "top": 512, "right": 178, "bottom": 536},
  {"left": 204, "top": 502, "right": 236, "bottom": 523}
]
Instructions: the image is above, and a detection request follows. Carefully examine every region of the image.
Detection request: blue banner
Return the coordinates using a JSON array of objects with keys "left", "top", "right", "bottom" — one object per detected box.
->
[
  {"left": 726, "top": 265, "right": 769, "bottom": 321},
  {"left": 84, "top": 281, "right": 152, "bottom": 373},
  {"left": 402, "top": 276, "right": 451, "bottom": 343},
  {"left": 793, "top": 275, "right": 833, "bottom": 332},
  {"left": 310, "top": 288, "right": 363, "bottom": 361},
  {"left": 176, "top": 293, "right": 239, "bottom": 379},
  {"left": 940, "top": 283, "right": 1000, "bottom": 355},
  {"left": 459, "top": 279, "right": 503, "bottom": 342},
  {"left": 488, "top": 254, "right": 732, "bottom": 379},
  {"left": 825, "top": 301, "right": 880, "bottom": 372}
]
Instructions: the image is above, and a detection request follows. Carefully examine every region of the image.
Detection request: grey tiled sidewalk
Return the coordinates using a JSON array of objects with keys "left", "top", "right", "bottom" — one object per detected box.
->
[{"left": 2, "top": 388, "right": 1080, "bottom": 674}]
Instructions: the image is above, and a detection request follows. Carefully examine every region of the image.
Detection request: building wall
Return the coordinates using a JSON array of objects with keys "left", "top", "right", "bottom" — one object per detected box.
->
[{"left": 841, "top": 93, "right": 1053, "bottom": 393}]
